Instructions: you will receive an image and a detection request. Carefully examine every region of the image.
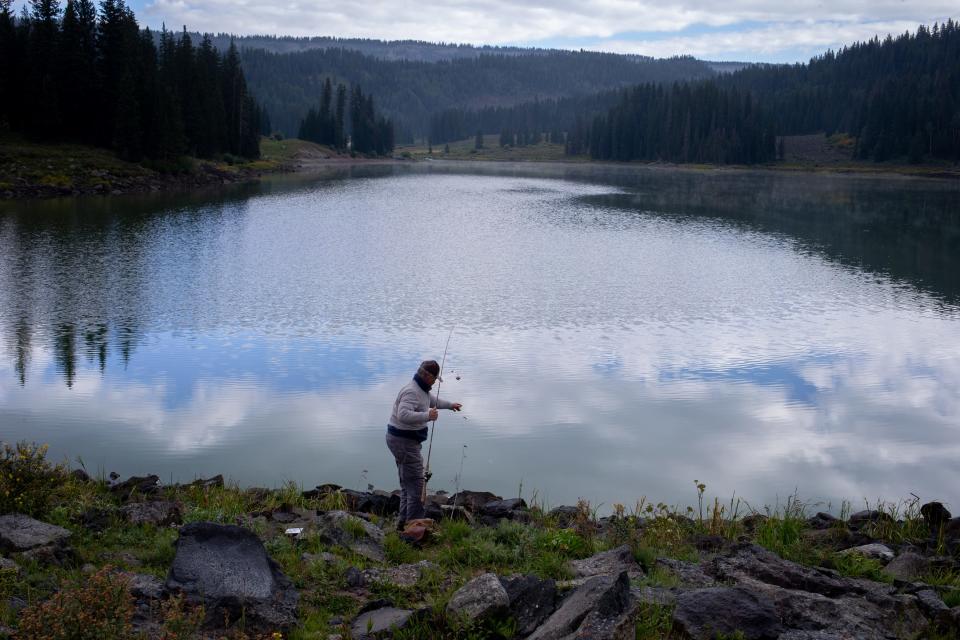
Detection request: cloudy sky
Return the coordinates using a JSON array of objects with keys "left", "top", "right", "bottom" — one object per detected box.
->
[{"left": 111, "top": 0, "right": 957, "bottom": 63}]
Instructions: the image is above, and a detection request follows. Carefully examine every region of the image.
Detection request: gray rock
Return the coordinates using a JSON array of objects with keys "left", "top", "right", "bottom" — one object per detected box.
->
[
  {"left": 0, "top": 557, "right": 19, "bottom": 574},
  {"left": 837, "top": 543, "right": 895, "bottom": 563},
  {"left": 882, "top": 552, "right": 931, "bottom": 581},
  {"left": 654, "top": 557, "right": 717, "bottom": 588},
  {"left": 110, "top": 474, "right": 160, "bottom": 500},
  {"left": 847, "top": 510, "right": 893, "bottom": 530},
  {"left": 345, "top": 567, "right": 364, "bottom": 588},
  {"left": 570, "top": 545, "right": 642, "bottom": 579},
  {"left": 0, "top": 514, "right": 71, "bottom": 552},
  {"left": 673, "top": 587, "right": 782, "bottom": 640},
  {"left": 806, "top": 512, "right": 839, "bottom": 530},
  {"left": 127, "top": 573, "right": 165, "bottom": 600},
  {"left": 914, "top": 589, "right": 949, "bottom": 616},
  {"left": 778, "top": 632, "right": 846, "bottom": 639},
  {"left": 447, "top": 572, "right": 509, "bottom": 621},
  {"left": 120, "top": 501, "right": 183, "bottom": 526},
  {"left": 710, "top": 543, "right": 850, "bottom": 597},
  {"left": 165, "top": 521, "right": 298, "bottom": 631},
  {"left": 449, "top": 490, "right": 502, "bottom": 513},
  {"left": 709, "top": 543, "right": 927, "bottom": 639},
  {"left": 314, "top": 510, "right": 386, "bottom": 562},
  {"left": 548, "top": 505, "right": 581, "bottom": 527},
  {"left": 500, "top": 574, "right": 557, "bottom": 636},
  {"left": 631, "top": 586, "right": 675, "bottom": 607},
  {"left": 362, "top": 560, "right": 438, "bottom": 588},
  {"left": 191, "top": 474, "right": 224, "bottom": 489},
  {"left": 350, "top": 607, "right": 416, "bottom": 638},
  {"left": 527, "top": 571, "right": 631, "bottom": 640},
  {"left": 572, "top": 598, "right": 640, "bottom": 640},
  {"left": 481, "top": 498, "right": 527, "bottom": 519}
]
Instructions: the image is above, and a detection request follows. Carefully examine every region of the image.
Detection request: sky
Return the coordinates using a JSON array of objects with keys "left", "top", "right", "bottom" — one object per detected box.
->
[{"left": 113, "top": 0, "right": 958, "bottom": 63}]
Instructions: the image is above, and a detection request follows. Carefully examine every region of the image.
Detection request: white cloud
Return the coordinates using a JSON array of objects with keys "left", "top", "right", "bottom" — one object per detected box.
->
[{"left": 137, "top": 1, "right": 958, "bottom": 60}]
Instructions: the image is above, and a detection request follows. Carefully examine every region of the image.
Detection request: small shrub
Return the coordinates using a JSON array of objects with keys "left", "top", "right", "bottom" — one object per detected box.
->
[
  {"left": 17, "top": 566, "right": 133, "bottom": 640},
  {"left": 0, "top": 441, "right": 65, "bottom": 517},
  {"left": 824, "top": 552, "right": 891, "bottom": 583},
  {"left": 538, "top": 529, "right": 588, "bottom": 558},
  {"left": 157, "top": 592, "right": 205, "bottom": 640}
]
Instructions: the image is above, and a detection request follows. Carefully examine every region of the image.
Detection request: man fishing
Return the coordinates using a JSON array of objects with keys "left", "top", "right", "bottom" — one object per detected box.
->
[{"left": 386, "top": 359, "right": 462, "bottom": 531}]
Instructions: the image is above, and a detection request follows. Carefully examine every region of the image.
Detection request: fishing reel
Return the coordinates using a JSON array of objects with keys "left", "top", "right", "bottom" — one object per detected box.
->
[{"left": 424, "top": 470, "right": 433, "bottom": 483}]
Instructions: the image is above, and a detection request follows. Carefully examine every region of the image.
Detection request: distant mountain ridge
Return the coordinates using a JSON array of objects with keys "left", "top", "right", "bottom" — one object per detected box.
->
[
  {"left": 185, "top": 34, "right": 720, "bottom": 138},
  {"left": 182, "top": 32, "right": 655, "bottom": 62}
]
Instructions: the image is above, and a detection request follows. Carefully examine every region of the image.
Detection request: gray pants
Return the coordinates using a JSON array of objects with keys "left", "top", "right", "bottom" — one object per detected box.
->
[{"left": 386, "top": 432, "right": 426, "bottom": 523}]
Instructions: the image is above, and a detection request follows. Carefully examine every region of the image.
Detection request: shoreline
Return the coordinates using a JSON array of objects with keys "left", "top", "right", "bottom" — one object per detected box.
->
[
  {"left": 3, "top": 136, "right": 958, "bottom": 203},
  {"left": 1, "top": 443, "right": 959, "bottom": 638},
  {"left": 3, "top": 452, "right": 960, "bottom": 638}
]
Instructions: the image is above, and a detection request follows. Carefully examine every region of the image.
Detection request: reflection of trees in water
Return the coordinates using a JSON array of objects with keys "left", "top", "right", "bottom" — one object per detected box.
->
[
  {"left": 578, "top": 171, "right": 960, "bottom": 305},
  {"left": 1, "top": 197, "right": 151, "bottom": 387}
]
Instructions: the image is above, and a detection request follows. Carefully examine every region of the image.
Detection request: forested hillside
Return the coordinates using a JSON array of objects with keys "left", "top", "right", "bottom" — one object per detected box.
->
[
  {"left": 429, "top": 20, "right": 959, "bottom": 165},
  {"left": 238, "top": 47, "right": 716, "bottom": 138},
  {"left": 723, "top": 20, "right": 960, "bottom": 161},
  {"left": 0, "top": 0, "right": 264, "bottom": 163}
]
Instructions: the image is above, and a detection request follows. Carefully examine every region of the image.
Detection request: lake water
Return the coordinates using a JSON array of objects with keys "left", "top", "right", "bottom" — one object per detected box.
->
[{"left": 1, "top": 162, "right": 958, "bottom": 513}]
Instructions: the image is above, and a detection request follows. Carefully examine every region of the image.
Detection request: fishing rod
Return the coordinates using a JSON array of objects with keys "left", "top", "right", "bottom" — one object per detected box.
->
[{"left": 422, "top": 327, "right": 453, "bottom": 503}]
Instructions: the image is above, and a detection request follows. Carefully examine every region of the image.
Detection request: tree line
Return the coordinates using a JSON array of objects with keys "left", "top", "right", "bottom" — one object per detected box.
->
[
  {"left": 721, "top": 20, "right": 960, "bottom": 162},
  {"left": 0, "top": 0, "right": 266, "bottom": 164},
  {"left": 297, "top": 78, "right": 395, "bottom": 155},
  {"left": 426, "top": 21, "right": 959, "bottom": 165},
  {"left": 575, "top": 82, "right": 776, "bottom": 163},
  {"left": 238, "top": 47, "right": 715, "bottom": 138}
]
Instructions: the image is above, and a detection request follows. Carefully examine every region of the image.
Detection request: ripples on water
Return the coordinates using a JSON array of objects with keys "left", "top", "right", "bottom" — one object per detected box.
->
[{"left": 0, "top": 164, "right": 958, "bottom": 510}]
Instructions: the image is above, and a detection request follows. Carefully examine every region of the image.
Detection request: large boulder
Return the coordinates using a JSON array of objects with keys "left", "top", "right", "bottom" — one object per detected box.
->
[
  {"left": 500, "top": 574, "right": 557, "bottom": 637},
  {"left": 673, "top": 587, "right": 782, "bottom": 640},
  {"left": 527, "top": 571, "right": 632, "bottom": 640},
  {"left": 314, "top": 510, "right": 386, "bottom": 562},
  {"left": 882, "top": 552, "right": 931, "bottom": 582},
  {"left": 446, "top": 573, "right": 509, "bottom": 622},
  {"left": 709, "top": 543, "right": 927, "bottom": 639},
  {"left": 570, "top": 545, "right": 642, "bottom": 579},
  {"left": 120, "top": 501, "right": 183, "bottom": 526},
  {"left": 165, "top": 522, "right": 298, "bottom": 632},
  {"left": 0, "top": 514, "right": 71, "bottom": 553}
]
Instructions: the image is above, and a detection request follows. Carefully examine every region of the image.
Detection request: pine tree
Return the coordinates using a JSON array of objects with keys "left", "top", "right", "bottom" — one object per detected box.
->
[
  {"left": 27, "top": 0, "right": 62, "bottom": 138},
  {"left": 334, "top": 83, "right": 346, "bottom": 149}
]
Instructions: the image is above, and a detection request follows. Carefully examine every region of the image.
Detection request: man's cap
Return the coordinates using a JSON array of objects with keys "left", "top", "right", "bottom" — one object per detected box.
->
[{"left": 418, "top": 360, "right": 443, "bottom": 382}]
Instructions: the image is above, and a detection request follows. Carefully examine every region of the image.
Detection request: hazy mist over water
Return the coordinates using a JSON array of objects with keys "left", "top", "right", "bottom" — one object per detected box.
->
[{"left": 1, "top": 163, "right": 958, "bottom": 511}]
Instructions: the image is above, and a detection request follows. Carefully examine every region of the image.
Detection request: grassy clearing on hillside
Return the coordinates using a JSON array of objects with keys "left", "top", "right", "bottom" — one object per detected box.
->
[{"left": 400, "top": 134, "right": 576, "bottom": 163}]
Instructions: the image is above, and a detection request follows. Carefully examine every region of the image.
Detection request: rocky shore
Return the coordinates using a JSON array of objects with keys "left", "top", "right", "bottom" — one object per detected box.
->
[{"left": 1, "top": 459, "right": 959, "bottom": 639}]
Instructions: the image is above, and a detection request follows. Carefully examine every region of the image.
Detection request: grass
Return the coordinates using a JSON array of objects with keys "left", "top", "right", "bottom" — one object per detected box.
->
[
  {"left": 400, "top": 134, "right": 576, "bottom": 163},
  {"left": 6, "top": 444, "right": 959, "bottom": 639}
]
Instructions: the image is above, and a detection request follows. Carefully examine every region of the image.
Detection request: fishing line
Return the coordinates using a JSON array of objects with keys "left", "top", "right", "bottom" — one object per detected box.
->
[{"left": 422, "top": 327, "right": 453, "bottom": 502}]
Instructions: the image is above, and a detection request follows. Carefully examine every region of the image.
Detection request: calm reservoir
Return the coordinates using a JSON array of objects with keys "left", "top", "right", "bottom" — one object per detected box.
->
[{"left": 1, "top": 163, "right": 958, "bottom": 511}]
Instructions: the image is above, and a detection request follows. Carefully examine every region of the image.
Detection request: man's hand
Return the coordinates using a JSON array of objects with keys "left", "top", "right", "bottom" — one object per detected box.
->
[
  {"left": 428, "top": 408, "right": 439, "bottom": 421},
  {"left": 450, "top": 403, "right": 463, "bottom": 412}
]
